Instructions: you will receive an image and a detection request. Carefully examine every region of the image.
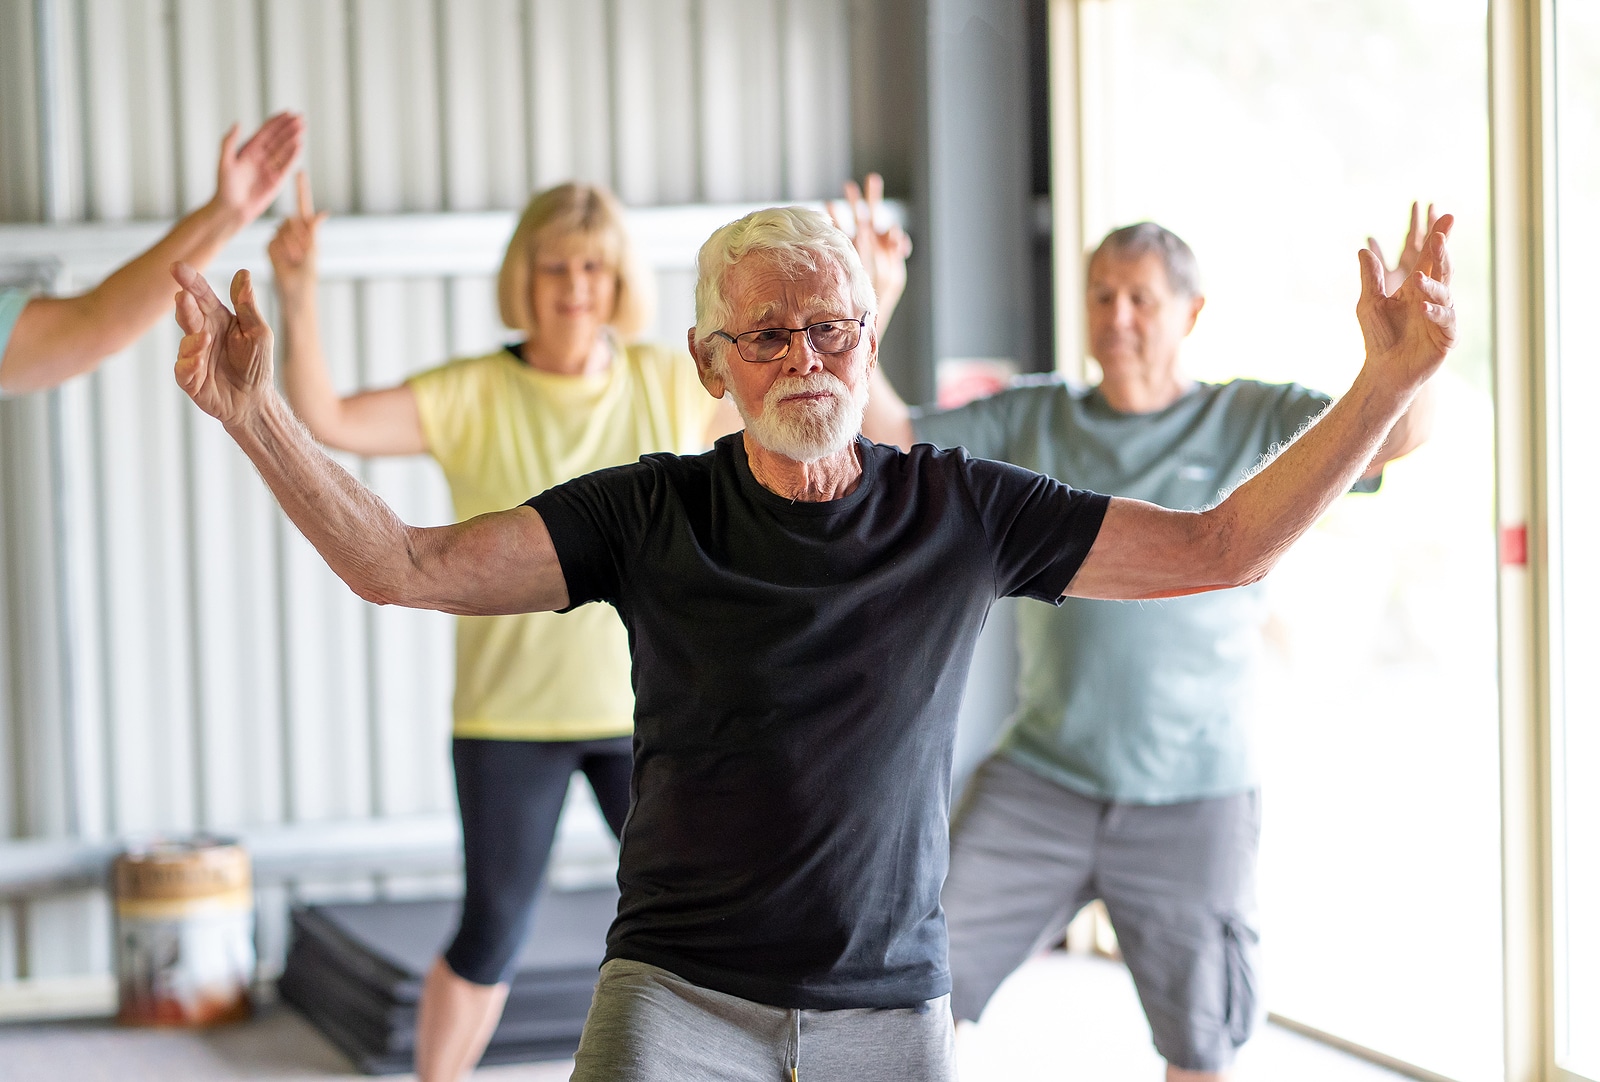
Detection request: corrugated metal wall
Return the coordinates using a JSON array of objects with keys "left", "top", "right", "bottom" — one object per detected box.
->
[{"left": 0, "top": 0, "right": 857, "bottom": 990}]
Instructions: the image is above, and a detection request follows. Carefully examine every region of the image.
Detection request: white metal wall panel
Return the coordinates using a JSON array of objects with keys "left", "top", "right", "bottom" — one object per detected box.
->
[
  {"left": 527, "top": 0, "right": 615, "bottom": 188},
  {"left": 262, "top": 0, "right": 358, "bottom": 214},
  {"left": 698, "top": 0, "right": 785, "bottom": 203},
  {"left": 611, "top": 0, "right": 699, "bottom": 206},
  {"left": 440, "top": 0, "right": 531, "bottom": 212},
  {"left": 783, "top": 0, "right": 852, "bottom": 200},
  {"left": 0, "top": 0, "right": 41, "bottom": 221},
  {"left": 353, "top": 0, "right": 446, "bottom": 214},
  {"left": 0, "top": 0, "right": 858, "bottom": 996}
]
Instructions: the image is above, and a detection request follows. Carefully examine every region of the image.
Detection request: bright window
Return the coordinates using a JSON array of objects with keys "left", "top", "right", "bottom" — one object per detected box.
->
[
  {"left": 1088, "top": 2, "right": 1503, "bottom": 1078},
  {"left": 1550, "top": 1, "right": 1600, "bottom": 1076}
]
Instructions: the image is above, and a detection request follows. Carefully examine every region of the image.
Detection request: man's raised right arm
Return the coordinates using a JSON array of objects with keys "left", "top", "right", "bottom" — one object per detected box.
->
[{"left": 171, "top": 262, "right": 569, "bottom": 616}]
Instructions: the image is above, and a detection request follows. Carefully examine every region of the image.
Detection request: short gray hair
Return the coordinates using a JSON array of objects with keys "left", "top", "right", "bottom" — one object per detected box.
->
[
  {"left": 693, "top": 207, "right": 877, "bottom": 353},
  {"left": 1091, "top": 222, "right": 1202, "bottom": 298}
]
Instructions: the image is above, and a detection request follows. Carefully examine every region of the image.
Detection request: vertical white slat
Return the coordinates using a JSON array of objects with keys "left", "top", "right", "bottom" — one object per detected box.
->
[
  {"left": 351, "top": 0, "right": 445, "bottom": 213},
  {"left": 277, "top": 278, "right": 374, "bottom": 823},
  {"left": 0, "top": 0, "right": 41, "bottom": 221},
  {"left": 54, "top": 371, "right": 109, "bottom": 844},
  {"left": 33, "top": 0, "right": 87, "bottom": 222},
  {"left": 251, "top": 882, "right": 291, "bottom": 980},
  {"left": 78, "top": 0, "right": 194, "bottom": 840},
  {"left": 19, "top": 890, "right": 110, "bottom": 980},
  {"left": 91, "top": 328, "right": 198, "bottom": 835},
  {"left": 445, "top": 276, "right": 507, "bottom": 357},
  {"left": 261, "top": 0, "right": 358, "bottom": 214},
  {"left": 611, "top": 0, "right": 697, "bottom": 205},
  {"left": 439, "top": 0, "right": 529, "bottom": 211},
  {"left": 0, "top": 393, "right": 74, "bottom": 983},
  {"left": 0, "top": 906, "right": 17, "bottom": 982},
  {"left": 80, "top": 0, "right": 179, "bottom": 221},
  {"left": 0, "top": 396, "right": 70, "bottom": 840},
  {"left": 698, "top": 0, "right": 784, "bottom": 202},
  {"left": 172, "top": 0, "right": 262, "bottom": 210},
  {"left": 16, "top": 0, "right": 110, "bottom": 985},
  {"left": 359, "top": 278, "right": 455, "bottom": 819},
  {"left": 781, "top": 0, "right": 851, "bottom": 200},
  {"left": 650, "top": 267, "right": 699, "bottom": 348},
  {"left": 527, "top": 0, "right": 614, "bottom": 188},
  {"left": 171, "top": 0, "right": 287, "bottom": 834}
]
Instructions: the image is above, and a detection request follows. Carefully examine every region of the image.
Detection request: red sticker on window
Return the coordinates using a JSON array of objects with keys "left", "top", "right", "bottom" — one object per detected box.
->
[{"left": 1500, "top": 523, "right": 1528, "bottom": 567}]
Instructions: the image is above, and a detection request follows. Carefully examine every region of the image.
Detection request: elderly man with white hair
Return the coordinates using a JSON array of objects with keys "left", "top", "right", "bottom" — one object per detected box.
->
[{"left": 169, "top": 203, "right": 1453, "bottom": 1081}]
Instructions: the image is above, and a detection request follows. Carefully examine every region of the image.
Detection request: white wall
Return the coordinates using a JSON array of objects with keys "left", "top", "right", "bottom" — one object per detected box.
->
[{"left": 0, "top": 0, "right": 858, "bottom": 991}]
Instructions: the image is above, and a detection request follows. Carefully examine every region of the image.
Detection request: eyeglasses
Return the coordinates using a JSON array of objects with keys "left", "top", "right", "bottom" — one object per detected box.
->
[{"left": 711, "top": 314, "right": 871, "bottom": 363}]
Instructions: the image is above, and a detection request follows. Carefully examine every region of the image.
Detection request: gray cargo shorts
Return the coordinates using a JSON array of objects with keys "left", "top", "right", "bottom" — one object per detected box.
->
[
  {"left": 570, "top": 958, "right": 956, "bottom": 1081},
  {"left": 943, "top": 753, "right": 1262, "bottom": 1074}
]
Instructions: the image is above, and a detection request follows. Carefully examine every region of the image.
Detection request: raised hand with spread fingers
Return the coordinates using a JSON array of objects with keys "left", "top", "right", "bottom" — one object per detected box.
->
[
  {"left": 829, "top": 173, "right": 913, "bottom": 333},
  {"left": 1367, "top": 201, "right": 1449, "bottom": 296}
]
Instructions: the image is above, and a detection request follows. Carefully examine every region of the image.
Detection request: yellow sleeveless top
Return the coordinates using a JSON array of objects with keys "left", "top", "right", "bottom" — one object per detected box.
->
[{"left": 407, "top": 340, "right": 719, "bottom": 740}]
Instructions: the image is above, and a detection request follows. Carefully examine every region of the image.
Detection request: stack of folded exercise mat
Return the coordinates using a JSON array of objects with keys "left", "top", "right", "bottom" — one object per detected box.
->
[{"left": 278, "top": 885, "right": 618, "bottom": 1074}]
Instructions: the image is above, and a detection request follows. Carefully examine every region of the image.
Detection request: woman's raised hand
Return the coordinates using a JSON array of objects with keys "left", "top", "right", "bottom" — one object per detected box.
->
[
  {"left": 213, "top": 113, "right": 305, "bottom": 227},
  {"left": 268, "top": 172, "right": 329, "bottom": 305},
  {"left": 1356, "top": 213, "right": 1457, "bottom": 395},
  {"left": 830, "top": 174, "right": 912, "bottom": 332},
  {"left": 1366, "top": 201, "right": 1450, "bottom": 296}
]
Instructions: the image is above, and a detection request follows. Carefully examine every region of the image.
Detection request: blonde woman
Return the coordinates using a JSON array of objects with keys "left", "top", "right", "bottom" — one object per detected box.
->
[{"left": 268, "top": 175, "right": 737, "bottom": 1081}]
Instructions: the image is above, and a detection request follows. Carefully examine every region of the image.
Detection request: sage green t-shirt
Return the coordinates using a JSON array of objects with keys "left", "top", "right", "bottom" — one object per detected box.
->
[
  {"left": 914, "top": 376, "right": 1367, "bottom": 803},
  {"left": 0, "top": 289, "right": 29, "bottom": 397}
]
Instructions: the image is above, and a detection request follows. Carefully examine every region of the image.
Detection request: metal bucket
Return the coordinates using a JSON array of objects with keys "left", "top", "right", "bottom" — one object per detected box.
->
[{"left": 113, "top": 837, "right": 255, "bottom": 1026}]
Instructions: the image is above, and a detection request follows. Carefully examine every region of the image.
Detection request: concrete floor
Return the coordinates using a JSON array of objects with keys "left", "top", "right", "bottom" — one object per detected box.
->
[{"left": 0, "top": 953, "right": 1411, "bottom": 1081}]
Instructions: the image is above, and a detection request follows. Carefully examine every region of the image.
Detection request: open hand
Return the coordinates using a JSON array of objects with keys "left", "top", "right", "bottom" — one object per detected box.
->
[
  {"left": 1367, "top": 202, "right": 1449, "bottom": 296},
  {"left": 173, "top": 264, "right": 276, "bottom": 428},
  {"left": 213, "top": 112, "right": 305, "bottom": 225},
  {"left": 1355, "top": 214, "right": 1456, "bottom": 394},
  {"left": 268, "top": 172, "right": 328, "bottom": 303},
  {"left": 829, "top": 173, "right": 912, "bottom": 331}
]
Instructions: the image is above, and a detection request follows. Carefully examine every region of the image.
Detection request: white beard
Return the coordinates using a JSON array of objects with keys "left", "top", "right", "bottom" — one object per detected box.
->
[{"left": 734, "top": 369, "right": 867, "bottom": 463}]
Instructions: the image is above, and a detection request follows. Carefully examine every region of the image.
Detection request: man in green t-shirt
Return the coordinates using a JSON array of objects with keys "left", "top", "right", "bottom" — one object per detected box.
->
[{"left": 854, "top": 199, "right": 1441, "bottom": 1080}]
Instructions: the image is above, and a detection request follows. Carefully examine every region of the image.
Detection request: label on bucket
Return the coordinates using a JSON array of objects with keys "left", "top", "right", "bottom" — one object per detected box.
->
[
  {"left": 114, "top": 839, "right": 255, "bottom": 1026},
  {"left": 116, "top": 906, "right": 255, "bottom": 1025}
]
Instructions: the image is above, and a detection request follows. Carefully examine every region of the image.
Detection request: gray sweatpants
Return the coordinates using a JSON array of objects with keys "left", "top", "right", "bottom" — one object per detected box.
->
[
  {"left": 569, "top": 958, "right": 956, "bottom": 1082},
  {"left": 943, "top": 754, "right": 1261, "bottom": 1073}
]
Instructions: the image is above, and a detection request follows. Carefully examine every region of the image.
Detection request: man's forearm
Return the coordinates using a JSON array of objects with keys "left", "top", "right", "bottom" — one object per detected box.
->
[
  {"left": 1366, "top": 377, "right": 1436, "bottom": 476},
  {"left": 1209, "top": 370, "right": 1417, "bottom": 585},
  {"left": 226, "top": 391, "right": 419, "bottom": 605}
]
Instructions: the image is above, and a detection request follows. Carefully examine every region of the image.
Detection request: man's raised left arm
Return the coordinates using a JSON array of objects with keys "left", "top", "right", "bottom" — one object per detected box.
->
[{"left": 1066, "top": 219, "right": 1456, "bottom": 601}]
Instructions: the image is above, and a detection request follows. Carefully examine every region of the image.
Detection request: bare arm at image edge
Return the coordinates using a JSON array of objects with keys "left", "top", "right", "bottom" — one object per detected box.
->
[
  {"left": 1068, "top": 222, "right": 1456, "bottom": 602},
  {"left": 172, "top": 262, "right": 568, "bottom": 616},
  {"left": 269, "top": 172, "right": 427, "bottom": 456},
  {"left": 0, "top": 114, "right": 305, "bottom": 396}
]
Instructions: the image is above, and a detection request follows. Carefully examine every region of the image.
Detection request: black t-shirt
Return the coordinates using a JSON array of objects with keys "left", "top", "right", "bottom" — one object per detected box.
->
[{"left": 528, "top": 434, "right": 1109, "bottom": 1009}]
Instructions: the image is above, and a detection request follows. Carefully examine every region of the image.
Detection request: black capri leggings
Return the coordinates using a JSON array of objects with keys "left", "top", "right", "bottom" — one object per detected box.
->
[{"left": 443, "top": 735, "right": 632, "bottom": 986}]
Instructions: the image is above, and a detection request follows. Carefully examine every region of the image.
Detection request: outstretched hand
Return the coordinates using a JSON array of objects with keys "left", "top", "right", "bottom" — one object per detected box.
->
[
  {"left": 829, "top": 173, "right": 912, "bottom": 331},
  {"left": 213, "top": 112, "right": 305, "bottom": 225},
  {"left": 268, "top": 172, "right": 329, "bottom": 302},
  {"left": 1355, "top": 213, "right": 1456, "bottom": 395},
  {"left": 1367, "top": 201, "right": 1449, "bottom": 296},
  {"left": 172, "top": 264, "right": 277, "bottom": 428}
]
